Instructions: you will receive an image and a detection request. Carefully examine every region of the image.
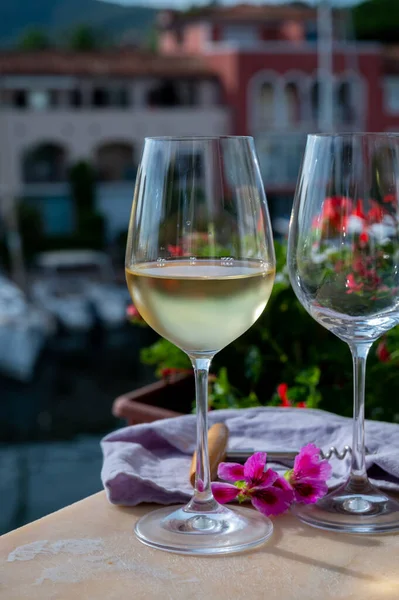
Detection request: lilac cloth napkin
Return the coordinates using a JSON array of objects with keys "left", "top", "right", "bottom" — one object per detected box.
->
[{"left": 101, "top": 407, "right": 399, "bottom": 506}]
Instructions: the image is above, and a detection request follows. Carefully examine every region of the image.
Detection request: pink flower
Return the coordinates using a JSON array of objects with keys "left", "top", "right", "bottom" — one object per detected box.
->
[
  {"left": 285, "top": 443, "right": 332, "bottom": 504},
  {"left": 211, "top": 452, "right": 294, "bottom": 517}
]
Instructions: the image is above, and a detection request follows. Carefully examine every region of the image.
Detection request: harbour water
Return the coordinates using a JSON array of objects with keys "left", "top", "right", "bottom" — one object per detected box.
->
[{"left": 0, "top": 324, "right": 158, "bottom": 534}]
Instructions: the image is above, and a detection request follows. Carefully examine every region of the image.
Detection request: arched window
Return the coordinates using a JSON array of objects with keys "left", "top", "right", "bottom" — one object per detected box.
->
[
  {"left": 147, "top": 80, "right": 181, "bottom": 107},
  {"left": 310, "top": 81, "right": 319, "bottom": 122},
  {"left": 22, "top": 142, "right": 68, "bottom": 183},
  {"left": 335, "top": 80, "right": 354, "bottom": 125},
  {"left": 283, "top": 81, "right": 301, "bottom": 125},
  {"left": 259, "top": 81, "right": 275, "bottom": 126},
  {"left": 96, "top": 142, "right": 135, "bottom": 181}
]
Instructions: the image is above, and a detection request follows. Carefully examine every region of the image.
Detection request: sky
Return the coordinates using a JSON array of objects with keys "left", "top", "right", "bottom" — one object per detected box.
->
[{"left": 103, "top": 0, "right": 358, "bottom": 9}]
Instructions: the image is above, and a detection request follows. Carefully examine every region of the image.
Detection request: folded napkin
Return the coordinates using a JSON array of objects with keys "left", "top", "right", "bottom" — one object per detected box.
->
[{"left": 101, "top": 407, "right": 399, "bottom": 506}]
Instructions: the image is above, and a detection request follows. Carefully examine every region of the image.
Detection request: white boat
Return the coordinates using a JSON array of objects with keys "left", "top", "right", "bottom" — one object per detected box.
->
[
  {"left": 31, "top": 280, "right": 94, "bottom": 332},
  {"left": 0, "top": 275, "right": 54, "bottom": 381},
  {"left": 31, "top": 250, "right": 127, "bottom": 331},
  {"left": 85, "top": 283, "right": 128, "bottom": 329}
]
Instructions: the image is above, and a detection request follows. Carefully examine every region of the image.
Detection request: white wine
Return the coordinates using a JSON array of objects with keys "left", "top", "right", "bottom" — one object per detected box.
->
[{"left": 126, "top": 260, "right": 275, "bottom": 354}]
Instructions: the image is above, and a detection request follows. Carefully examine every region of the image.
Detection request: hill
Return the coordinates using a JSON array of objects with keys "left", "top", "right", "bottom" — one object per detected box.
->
[{"left": 0, "top": 0, "right": 158, "bottom": 47}]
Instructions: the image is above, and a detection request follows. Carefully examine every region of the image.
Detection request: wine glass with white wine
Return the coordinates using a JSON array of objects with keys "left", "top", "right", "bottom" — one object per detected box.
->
[{"left": 125, "top": 136, "right": 276, "bottom": 554}]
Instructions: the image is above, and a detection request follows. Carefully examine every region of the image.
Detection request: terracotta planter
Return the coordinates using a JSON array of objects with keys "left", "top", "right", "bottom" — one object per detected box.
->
[{"left": 112, "top": 372, "right": 194, "bottom": 425}]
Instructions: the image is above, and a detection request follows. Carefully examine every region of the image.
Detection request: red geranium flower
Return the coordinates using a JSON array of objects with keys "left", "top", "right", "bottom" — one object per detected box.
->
[
  {"left": 367, "top": 201, "right": 386, "bottom": 224},
  {"left": 168, "top": 244, "right": 184, "bottom": 257},
  {"left": 277, "top": 383, "right": 291, "bottom": 407},
  {"left": 126, "top": 304, "right": 144, "bottom": 322},
  {"left": 346, "top": 273, "right": 363, "bottom": 294},
  {"left": 321, "top": 196, "right": 352, "bottom": 231},
  {"left": 160, "top": 367, "right": 191, "bottom": 379},
  {"left": 376, "top": 339, "right": 391, "bottom": 363},
  {"left": 353, "top": 199, "right": 366, "bottom": 220}
]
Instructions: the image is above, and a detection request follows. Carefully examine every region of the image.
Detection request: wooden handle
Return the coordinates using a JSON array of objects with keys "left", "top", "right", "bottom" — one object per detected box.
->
[{"left": 190, "top": 423, "right": 229, "bottom": 487}]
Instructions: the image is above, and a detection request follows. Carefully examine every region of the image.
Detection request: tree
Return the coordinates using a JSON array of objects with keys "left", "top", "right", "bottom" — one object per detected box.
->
[
  {"left": 17, "top": 28, "right": 51, "bottom": 50},
  {"left": 67, "top": 24, "right": 101, "bottom": 51},
  {"left": 146, "top": 27, "right": 158, "bottom": 53},
  {"left": 68, "top": 161, "right": 105, "bottom": 249},
  {"left": 68, "top": 161, "right": 96, "bottom": 215},
  {"left": 354, "top": 0, "right": 399, "bottom": 42},
  {"left": 18, "top": 201, "right": 44, "bottom": 263}
]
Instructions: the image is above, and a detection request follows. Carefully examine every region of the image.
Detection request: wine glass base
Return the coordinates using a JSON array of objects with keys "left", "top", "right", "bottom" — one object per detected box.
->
[
  {"left": 292, "top": 484, "right": 399, "bottom": 534},
  {"left": 134, "top": 504, "right": 273, "bottom": 555}
]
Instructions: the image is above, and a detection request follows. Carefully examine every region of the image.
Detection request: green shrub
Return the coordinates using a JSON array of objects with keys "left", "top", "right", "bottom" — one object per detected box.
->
[{"left": 130, "top": 241, "right": 399, "bottom": 423}]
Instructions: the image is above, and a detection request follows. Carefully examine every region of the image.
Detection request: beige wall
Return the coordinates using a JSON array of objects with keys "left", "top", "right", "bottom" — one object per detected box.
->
[{"left": 0, "top": 107, "right": 230, "bottom": 194}]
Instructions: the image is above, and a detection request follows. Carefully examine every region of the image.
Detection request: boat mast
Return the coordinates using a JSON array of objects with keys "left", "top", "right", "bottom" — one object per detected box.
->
[
  {"left": 0, "top": 82, "right": 27, "bottom": 293},
  {"left": 317, "top": 0, "right": 334, "bottom": 132}
]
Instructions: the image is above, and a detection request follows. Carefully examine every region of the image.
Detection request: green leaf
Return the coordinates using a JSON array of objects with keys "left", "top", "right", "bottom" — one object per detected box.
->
[
  {"left": 295, "top": 366, "right": 321, "bottom": 387},
  {"left": 306, "top": 390, "right": 322, "bottom": 408},
  {"left": 140, "top": 339, "right": 190, "bottom": 373},
  {"left": 244, "top": 346, "right": 263, "bottom": 383}
]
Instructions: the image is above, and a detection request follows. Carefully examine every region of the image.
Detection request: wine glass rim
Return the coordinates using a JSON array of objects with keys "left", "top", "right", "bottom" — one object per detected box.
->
[
  {"left": 308, "top": 132, "right": 399, "bottom": 139},
  {"left": 145, "top": 135, "right": 253, "bottom": 142}
]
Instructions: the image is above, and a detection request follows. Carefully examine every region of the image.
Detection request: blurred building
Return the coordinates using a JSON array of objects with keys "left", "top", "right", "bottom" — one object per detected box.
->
[
  {"left": 2, "top": 4, "right": 399, "bottom": 241},
  {"left": 0, "top": 50, "right": 227, "bottom": 239},
  {"left": 157, "top": 3, "right": 399, "bottom": 227}
]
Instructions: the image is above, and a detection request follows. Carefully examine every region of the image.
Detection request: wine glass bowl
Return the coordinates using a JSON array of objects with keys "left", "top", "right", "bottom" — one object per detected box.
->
[
  {"left": 125, "top": 136, "right": 276, "bottom": 554},
  {"left": 288, "top": 133, "right": 399, "bottom": 533}
]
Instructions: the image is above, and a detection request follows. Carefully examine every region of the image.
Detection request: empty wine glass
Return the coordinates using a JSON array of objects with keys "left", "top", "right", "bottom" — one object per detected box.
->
[
  {"left": 125, "top": 136, "right": 276, "bottom": 554},
  {"left": 288, "top": 133, "right": 399, "bottom": 533}
]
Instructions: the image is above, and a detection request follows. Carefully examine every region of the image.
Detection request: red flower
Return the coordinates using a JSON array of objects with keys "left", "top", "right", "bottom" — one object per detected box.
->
[
  {"left": 160, "top": 367, "right": 190, "bottom": 380},
  {"left": 359, "top": 231, "right": 369, "bottom": 245},
  {"left": 322, "top": 196, "right": 352, "bottom": 230},
  {"left": 365, "top": 269, "right": 381, "bottom": 288},
  {"left": 333, "top": 259, "right": 345, "bottom": 273},
  {"left": 376, "top": 339, "right": 391, "bottom": 363},
  {"left": 277, "top": 383, "right": 291, "bottom": 407},
  {"left": 316, "top": 196, "right": 353, "bottom": 235},
  {"left": 126, "top": 304, "right": 143, "bottom": 322},
  {"left": 383, "top": 194, "right": 396, "bottom": 204},
  {"left": 367, "top": 201, "right": 386, "bottom": 224},
  {"left": 346, "top": 273, "right": 363, "bottom": 294},
  {"left": 312, "top": 215, "right": 322, "bottom": 230},
  {"left": 168, "top": 244, "right": 184, "bottom": 257},
  {"left": 297, "top": 402, "right": 307, "bottom": 408},
  {"left": 353, "top": 199, "right": 365, "bottom": 220}
]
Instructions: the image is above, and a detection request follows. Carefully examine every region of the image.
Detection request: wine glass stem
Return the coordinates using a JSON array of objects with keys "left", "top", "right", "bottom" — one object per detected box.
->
[
  {"left": 348, "top": 342, "right": 372, "bottom": 489},
  {"left": 186, "top": 356, "right": 218, "bottom": 512}
]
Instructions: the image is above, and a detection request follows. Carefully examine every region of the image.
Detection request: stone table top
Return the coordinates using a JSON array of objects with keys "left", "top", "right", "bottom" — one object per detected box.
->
[{"left": 1, "top": 492, "right": 398, "bottom": 600}]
